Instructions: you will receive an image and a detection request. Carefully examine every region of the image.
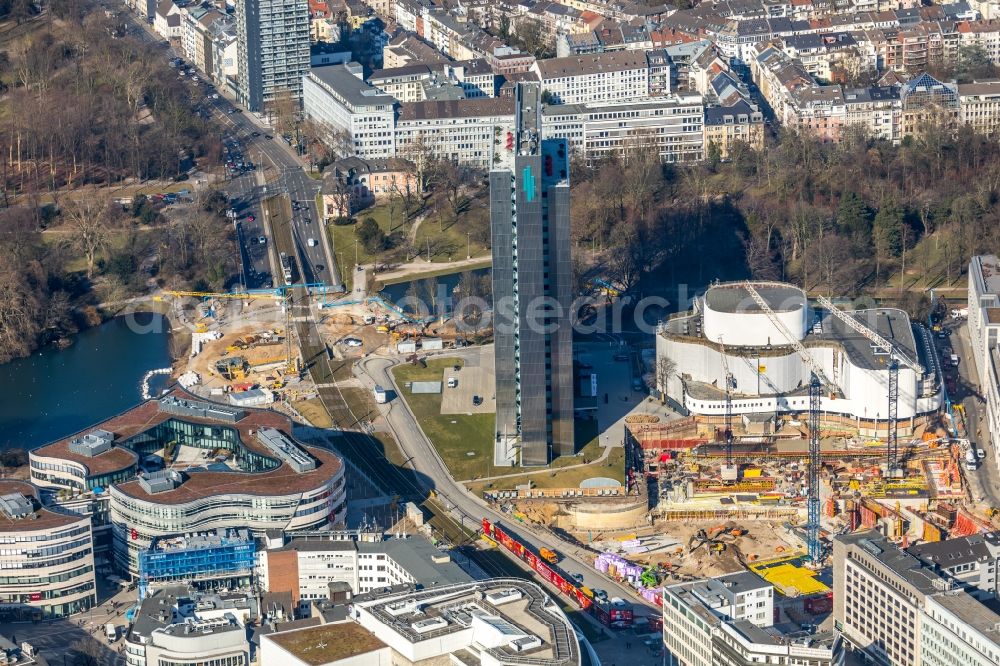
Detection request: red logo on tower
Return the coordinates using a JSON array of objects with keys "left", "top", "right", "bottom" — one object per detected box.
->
[{"left": 130, "top": 528, "right": 138, "bottom": 541}]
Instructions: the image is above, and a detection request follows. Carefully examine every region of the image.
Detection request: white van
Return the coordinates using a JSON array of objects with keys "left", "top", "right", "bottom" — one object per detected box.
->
[
  {"left": 447, "top": 377, "right": 458, "bottom": 388},
  {"left": 106, "top": 623, "right": 118, "bottom": 642},
  {"left": 307, "top": 238, "right": 318, "bottom": 247},
  {"left": 965, "top": 448, "right": 978, "bottom": 471}
]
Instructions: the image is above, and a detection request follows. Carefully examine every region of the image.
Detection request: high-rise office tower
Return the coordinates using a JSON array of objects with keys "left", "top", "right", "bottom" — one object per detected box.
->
[
  {"left": 490, "top": 82, "right": 575, "bottom": 467},
  {"left": 235, "top": 0, "right": 310, "bottom": 113}
]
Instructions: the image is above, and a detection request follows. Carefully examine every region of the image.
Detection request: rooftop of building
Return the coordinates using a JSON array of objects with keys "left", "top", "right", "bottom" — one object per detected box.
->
[
  {"left": 422, "top": 80, "right": 467, "bottom": 101},
  {"left": 271, "top": 533, "right": 473, "bottom": 588},
  {"left": 130, "top": 586, "right": 255, "bottom": 640},
  {"left": 353, "top": 579, "right": 579, "bottom": 666},
  {"left": 154, "top": 615, "right": 245, "bottom": 639},
  {"left": 34, "top": 388, "right": 343, "bottom": 504},
  {"left": 908, "top": 533, "right": 1000, "bottom": 568},
  {"left": 704, "top": 100, "right": 761, "bottom": 125},
  {"left": 704, "top": 281, "right": 806, "bottom": 314},
  {"left": 368, "top": 63, "right": 434, "bottom": 81},
  {"left": 0, "top": 479, "right": 86, "bottom": 531},
  {"left": 534, "top": 50, "right": 649, "bottom": 79},
  {"left": 0, "top": 633, "right": 48, "bottom": 666},
  {"left": 837, "top": 530, "right": 947, "bottom": 596},
  {"left": 665, "top": 284, "right": 921, "bottom": 373},
  {"left": 113, "top": 444, "right": 340, "bottom": 505},
  {"left": 398, "top": 96, "right": 515, "bottom": 121},
  {"left": 973, "top": 255, "right": 1000, "bottom": 295},
  {"left": 266, "top": 622, "right": 387, "bottom": 665},
  {"left": 958, "top": 79, "right": 1000, "bottom": 95},
  {"left": 361, "top": 537, "right": 473, "bottom": 587},
  {"left": 929, "top": 589, "right": 1000, "bottom": 645},
  {"left": 308, "top": 64, "right": 396, "bottom": 108},
  {"left": 150, "top": 528, "right": 252, "bottom": 553}
]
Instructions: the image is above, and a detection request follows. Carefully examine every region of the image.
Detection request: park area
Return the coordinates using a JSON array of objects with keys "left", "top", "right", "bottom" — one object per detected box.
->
[{"left": 391, "top": 357, "right": 625, "bottom": 491}]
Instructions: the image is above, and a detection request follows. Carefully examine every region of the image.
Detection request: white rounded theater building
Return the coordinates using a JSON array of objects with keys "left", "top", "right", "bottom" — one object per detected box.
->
[{"left": 656, "top": 282, "right": 943, "bottom": 432}]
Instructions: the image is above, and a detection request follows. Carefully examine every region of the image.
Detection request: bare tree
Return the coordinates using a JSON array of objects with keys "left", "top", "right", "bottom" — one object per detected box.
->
[
  {"left": 64, "top": 198, "right": 116, "bottom": 279},
  {"left": 656, "top": 355, "right": 676, "bottom": 403}
]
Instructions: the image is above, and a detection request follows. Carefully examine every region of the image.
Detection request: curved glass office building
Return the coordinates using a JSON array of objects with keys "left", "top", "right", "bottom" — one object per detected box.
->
[{"left": 31, "top": 390, "right": 347, "bottom": 577}]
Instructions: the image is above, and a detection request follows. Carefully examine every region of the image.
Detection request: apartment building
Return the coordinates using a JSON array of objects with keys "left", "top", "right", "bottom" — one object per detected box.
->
[
  {"left": 959, "top": 80, "right": 1000, "bottom": 136},
  {"left": 900, "top": 72, "right": 959, "bottom": 136},
  {"left": 302, "top": 64, "right": 397, "bottom": 158},
  {"left": 753, "top": 41, "right": 977, "bottom": 143},
  {"left": 543, "top": 95, "right": 706, "bottom": 164},
  {"left": 967, "top": 255, "right": 1000, "bottom": 467},
  {"left": 368, "top": 59, "right": 496, "bottom": 103},
  {"left": 662, "top": 572, "right": 841, "bottom": 666},
  {"left": 256, "top": 532, "right": 471, "bottom": 609},
  {"left": 320, "top": 156, "right": 417, "bottom": 217},
  {"left": 154, "top": 0, "right": 182, "bottom": 40},
  {"left": 704, "top": 100, "right": 765, "bottom": 158},
  {"left": 382, "top": 33, "right": 449, "bottom": 68},
  {"left": 909, "top": 533, "right": 1000, "bottom": 601},
  {"left": 0, "top": 480, "right": 97, "bottom": 621},
  {"left": 236, "top": 0, "right": 311, "bottom": 111},
  {"left": 532, "top": 50, "right": 652, "bottom": 104}
]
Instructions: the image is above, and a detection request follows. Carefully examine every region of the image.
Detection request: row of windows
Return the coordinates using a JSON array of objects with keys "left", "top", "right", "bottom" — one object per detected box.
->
[
  {"left": 0, "top": 524, "right": 90, "bottom": 545},
  {"left": 0, "top": 564, "right": 93, "bottom": 586}
]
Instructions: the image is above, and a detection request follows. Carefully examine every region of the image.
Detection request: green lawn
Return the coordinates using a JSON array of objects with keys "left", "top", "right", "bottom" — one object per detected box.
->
[
  {"left": 465, "top": 448, "right": 626, "bottom": 495},
  {"left": 392, "top": 358, "right": 495, "bottom": 481},
  {"left": 379, "top": 257, "right": 492, "bottom": 286},
  {"left": 412, "top": 205, "right": 490, "bottom": 263}
]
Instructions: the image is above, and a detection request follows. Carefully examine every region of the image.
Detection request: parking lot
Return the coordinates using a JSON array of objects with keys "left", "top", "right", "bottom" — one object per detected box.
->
[{"left": 440, "top": 349, "right": 495, "bottom": 415}]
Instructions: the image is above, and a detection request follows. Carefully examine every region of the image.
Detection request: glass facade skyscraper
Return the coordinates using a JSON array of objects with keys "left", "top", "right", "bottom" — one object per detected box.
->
[{"left": 490, "top": 82, "right": 575, "bottom": 467}]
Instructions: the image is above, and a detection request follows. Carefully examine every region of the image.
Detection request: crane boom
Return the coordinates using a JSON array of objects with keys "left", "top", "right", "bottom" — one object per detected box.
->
[
  {"left": 718, "top": 337, "right": 734, "bottom": 466},
  {"left": 807, "top": 376, "right": 822, "bottom": 562},
  {"left": 816, "top": 296, "right": 924, "bottom": 374},
  {"left": 161, "top": 290, "right": 281, "bottom": 300},
  {"left": 741, "top": 281, "right": 838, "bottom": 393}
]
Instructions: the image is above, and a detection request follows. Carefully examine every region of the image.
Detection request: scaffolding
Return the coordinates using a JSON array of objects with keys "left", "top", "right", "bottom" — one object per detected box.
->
[{"left": 138, "top": 531, "right": 256, "bottom": 598}]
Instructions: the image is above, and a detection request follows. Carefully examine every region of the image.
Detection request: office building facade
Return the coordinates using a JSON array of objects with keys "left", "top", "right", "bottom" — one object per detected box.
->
[
  {"left": 490, "top": 82, "right": 575, "bottom": 466},
  {"left": 0, "top": 480, "right": 97, "bottom": 620},
  {"left": 236, "top": 0, "right": 310, "bottom": 112}
]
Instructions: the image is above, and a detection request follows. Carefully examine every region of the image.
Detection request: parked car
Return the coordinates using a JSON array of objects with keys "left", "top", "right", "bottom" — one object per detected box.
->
[
  {"left": 343, "top": 338, "right": 363, "bottom": 347},
  {"left": 257, "top": 236, "right": 266, "bottom": 245}
]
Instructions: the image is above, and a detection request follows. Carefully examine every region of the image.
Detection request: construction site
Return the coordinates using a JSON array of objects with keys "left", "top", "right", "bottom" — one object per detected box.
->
[
  {"left": 481, "top": 280, "right": 991, "bottom": 619},
  {"left": 153, "top": 281, "right": 481, "bottom": 420}
]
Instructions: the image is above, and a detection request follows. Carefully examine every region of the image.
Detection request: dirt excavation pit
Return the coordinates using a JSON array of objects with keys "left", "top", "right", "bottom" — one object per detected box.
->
[{"left": 569, "top": 520, "right": 802, "bottom": 579}]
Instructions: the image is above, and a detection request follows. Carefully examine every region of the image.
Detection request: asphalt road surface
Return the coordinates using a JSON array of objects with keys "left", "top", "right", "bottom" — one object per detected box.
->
[
  {"left": 124, "top": 6, "right": 340, "bottom": 292},
  {"left": 355, "top": 352, "right": 658, "bottom": 614},
  {"left": 950, "top": 320, "right": 1000, "bottom": 507}
]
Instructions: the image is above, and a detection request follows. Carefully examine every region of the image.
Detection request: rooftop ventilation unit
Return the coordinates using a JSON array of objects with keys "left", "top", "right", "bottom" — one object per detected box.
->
[
  {"left": 69, "top": 429, "right": 115, "bottom": 457},
  {"left": 256, "top": 428, "right": 316, "bottom": 473},
  {"left": 411, "top": 617, "right": 449, "bottom": 634},
  {"left": 159, "top": 396, "right": 245, "bottom": 423},
  {"left": 138, "top": 470, "right": 184, "bottom": 494},
  {"left": 0, "top": 492, "right": 33, "bottom": 519}
]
